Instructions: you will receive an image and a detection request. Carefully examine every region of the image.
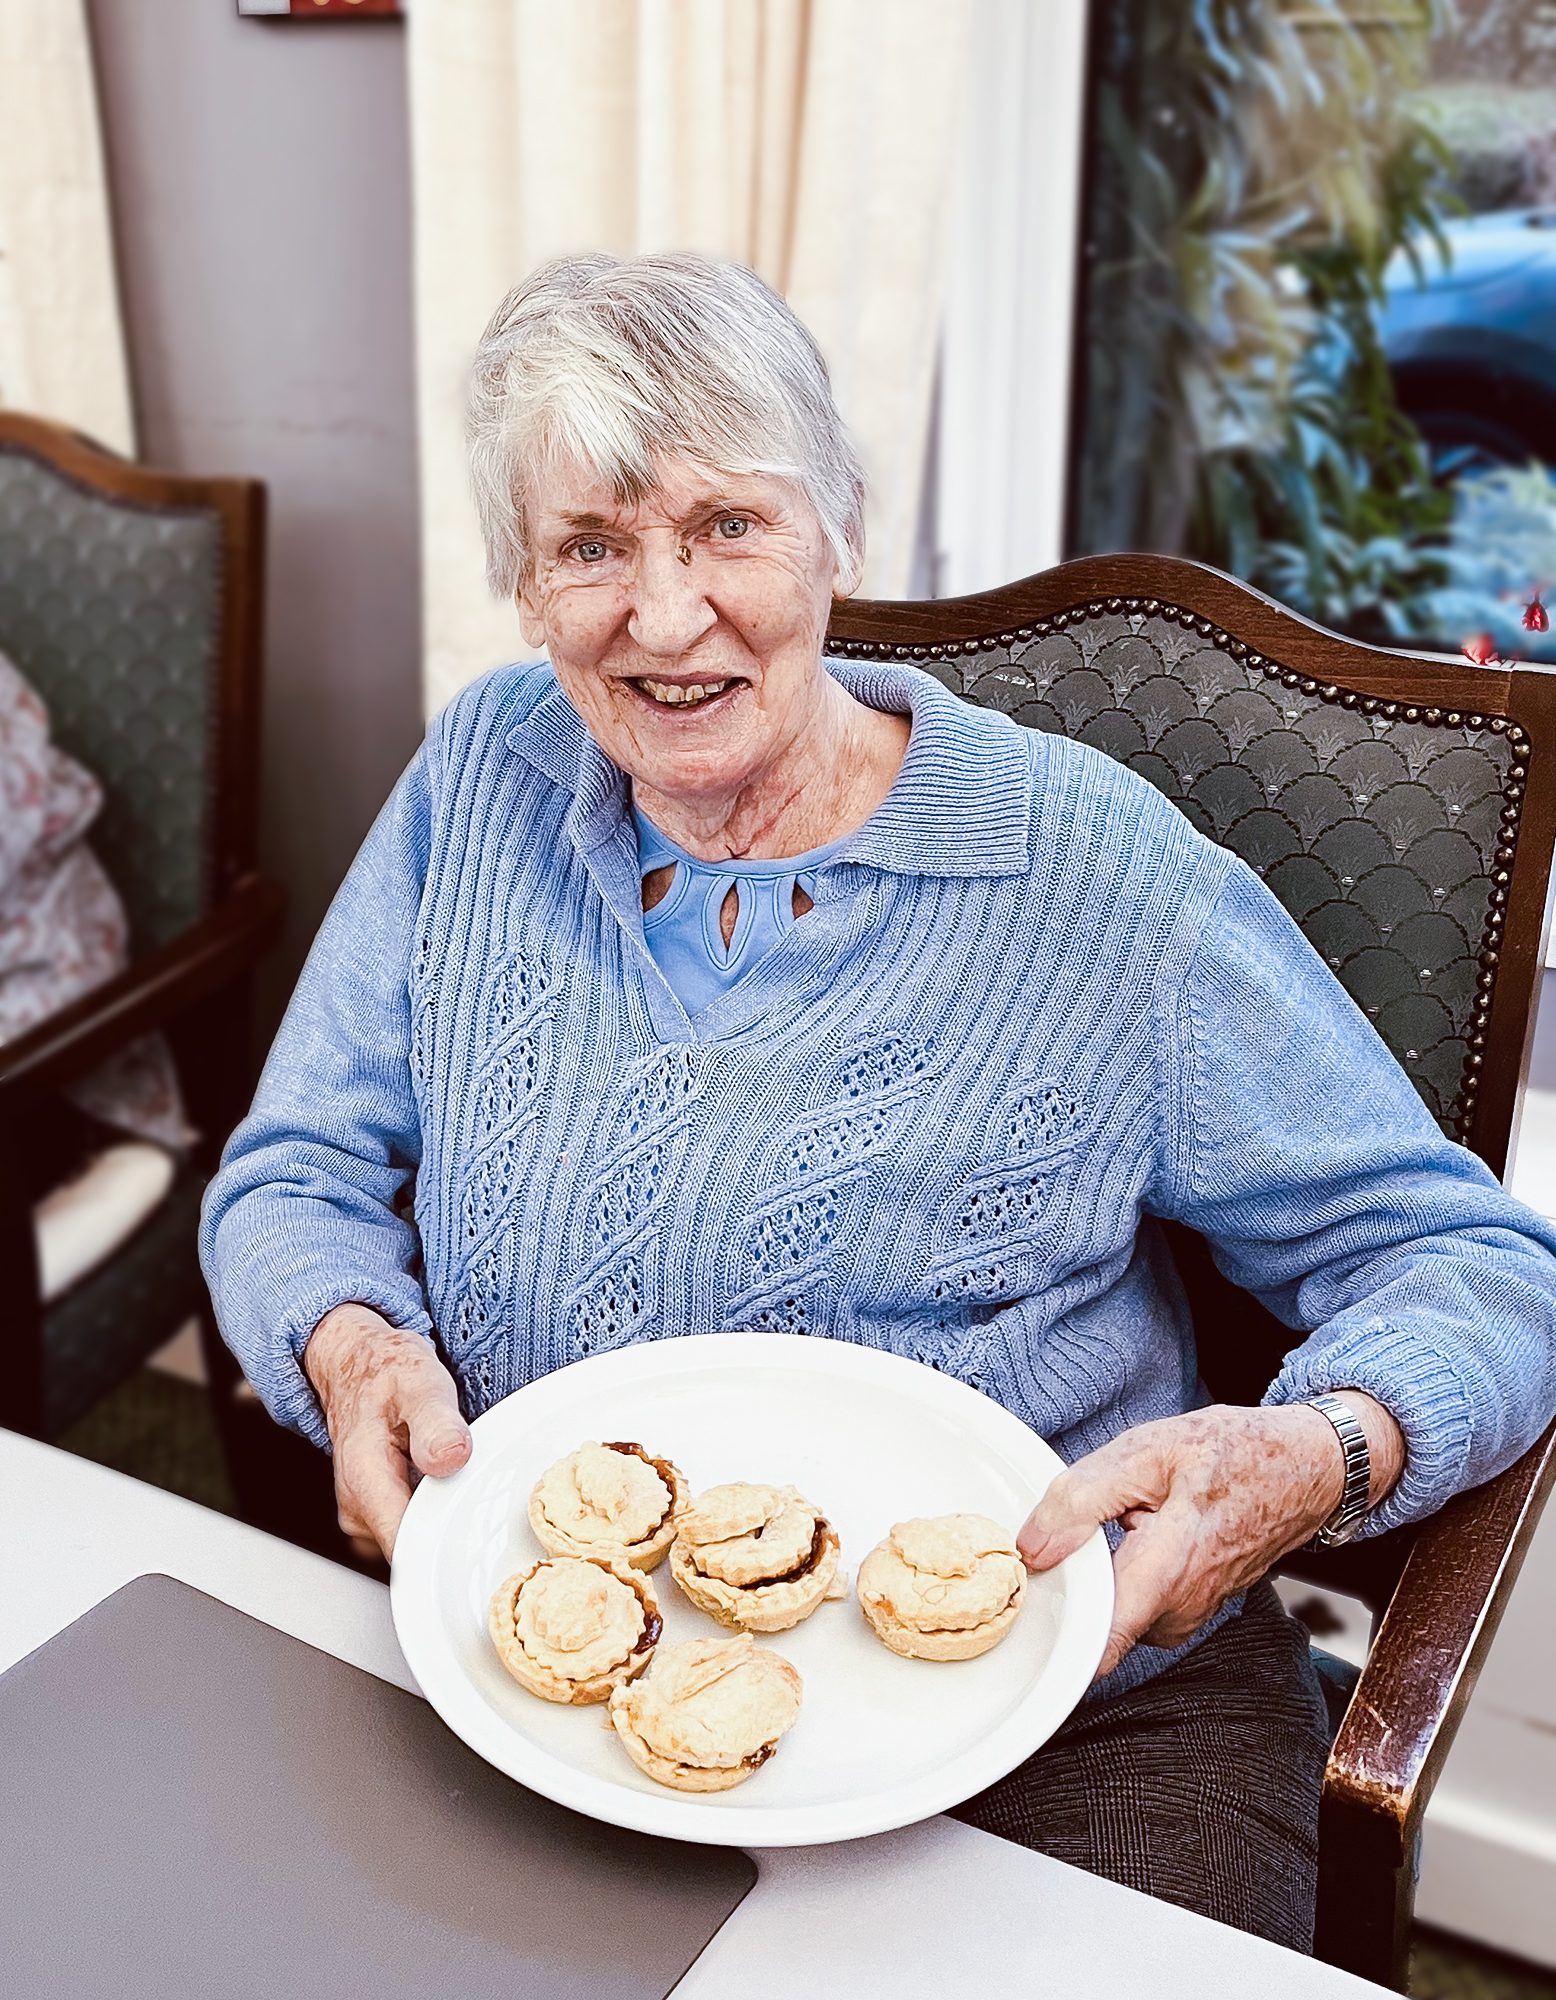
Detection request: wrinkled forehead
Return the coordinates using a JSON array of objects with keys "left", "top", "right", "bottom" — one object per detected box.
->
[{"left": 526, "top": 450, "right": 802, "bottom": 536}]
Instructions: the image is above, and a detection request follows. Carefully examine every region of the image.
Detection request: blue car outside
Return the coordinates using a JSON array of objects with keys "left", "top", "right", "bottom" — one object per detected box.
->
[{"left": 1378, "top": 207, "right": 1556, "bottom": 471}]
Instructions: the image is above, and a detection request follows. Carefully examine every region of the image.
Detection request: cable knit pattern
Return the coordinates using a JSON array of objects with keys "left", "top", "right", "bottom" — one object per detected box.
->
[{"left": 198, "top": 655, "right": 1556, "bottom": 1699}]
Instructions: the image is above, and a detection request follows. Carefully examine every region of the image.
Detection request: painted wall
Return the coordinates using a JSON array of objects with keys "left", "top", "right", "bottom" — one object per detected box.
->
[{"left": 87, "top": 0, "right": 425, "bottom": 1045}]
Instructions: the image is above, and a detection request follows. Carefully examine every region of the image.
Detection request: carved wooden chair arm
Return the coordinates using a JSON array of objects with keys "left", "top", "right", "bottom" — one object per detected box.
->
[
  {"left": 1321, "top": 1418, "right": 1556, "bottom": 1862},
  {"left": 0, "top": 874, "right": 285, "bottom": 1108}
]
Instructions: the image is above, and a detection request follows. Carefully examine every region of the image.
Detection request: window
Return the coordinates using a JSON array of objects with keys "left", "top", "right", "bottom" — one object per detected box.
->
[{"left": 1066, "top": 0, "right": 1556, "bottom": 669}]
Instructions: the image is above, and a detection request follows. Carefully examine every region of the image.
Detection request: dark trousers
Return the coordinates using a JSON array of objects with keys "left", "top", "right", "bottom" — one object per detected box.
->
[{"left": 952, "top": 1581, "right": 1331, "bottom": 1954}]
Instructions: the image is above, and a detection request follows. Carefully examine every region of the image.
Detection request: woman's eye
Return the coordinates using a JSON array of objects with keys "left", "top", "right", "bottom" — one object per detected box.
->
[
  {"left": 714, "top": 515, "right": 752, "bottom": 541},
  {"left": 571, "top": 539, "right": 610, "bottom": 563}
]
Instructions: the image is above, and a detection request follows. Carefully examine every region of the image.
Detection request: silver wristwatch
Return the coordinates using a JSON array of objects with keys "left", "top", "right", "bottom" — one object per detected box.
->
[{"left": 1307, "top": 1393, "right": 1372, "bottom": 1547}]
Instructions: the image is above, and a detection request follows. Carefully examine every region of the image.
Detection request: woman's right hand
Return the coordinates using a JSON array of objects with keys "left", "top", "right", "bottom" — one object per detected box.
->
[{"left": 301, "top": 1302, "right": 473, "bottom": 1564}]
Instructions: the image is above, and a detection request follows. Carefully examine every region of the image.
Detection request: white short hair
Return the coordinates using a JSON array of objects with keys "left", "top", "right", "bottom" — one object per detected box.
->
[{"left": 466, "top": 251, "right": 867, "bottom": 600}]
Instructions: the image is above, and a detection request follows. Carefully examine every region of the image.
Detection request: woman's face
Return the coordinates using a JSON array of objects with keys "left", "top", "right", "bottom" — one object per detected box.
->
[{"left": 516, "top": 455, "right": 845, "bottom": 805}]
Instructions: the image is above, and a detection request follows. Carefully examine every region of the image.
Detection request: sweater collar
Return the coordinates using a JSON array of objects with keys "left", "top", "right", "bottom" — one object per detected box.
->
[{"left": 502, "top": 654, "right": 1035, "bottom": 878}]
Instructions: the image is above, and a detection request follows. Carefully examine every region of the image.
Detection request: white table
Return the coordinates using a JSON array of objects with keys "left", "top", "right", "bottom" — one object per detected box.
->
[{"left": 0, "top": 1428, "right": 1378, "bottom": 1998}]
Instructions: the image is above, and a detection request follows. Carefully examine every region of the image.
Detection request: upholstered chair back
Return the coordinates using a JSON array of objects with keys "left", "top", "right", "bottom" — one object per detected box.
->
[
  {"left": 829, "top": 555, "right": 1556, "bottom": 1610},
  {"left": 0, "top": 430, "right": 238, "bottom": 950},
  {"left": 838, "top": 582, "right": 1527, "bottom": 1146},
  {"left": 0, "top": 414, "right": 269, "bottom": 1448}
]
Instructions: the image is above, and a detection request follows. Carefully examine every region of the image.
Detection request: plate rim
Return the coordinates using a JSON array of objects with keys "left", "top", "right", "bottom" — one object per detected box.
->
[{"left": 390, "top": 1333, "right": 1114, "bottom": 1847}]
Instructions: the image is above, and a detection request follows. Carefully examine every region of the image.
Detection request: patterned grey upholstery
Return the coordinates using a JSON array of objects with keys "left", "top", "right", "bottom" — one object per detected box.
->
[
  {"left": 831, "top": 592, "right": 1529, "bottom": 1145},
  {"left": 0, "top": 443, "right": 223, "bottom": 949},
  {"left": 0, "top": 434, "right": 234, "bottom": 1439}
]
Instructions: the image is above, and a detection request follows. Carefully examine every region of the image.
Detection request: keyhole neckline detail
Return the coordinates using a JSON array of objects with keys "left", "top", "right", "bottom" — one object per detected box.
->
[{"left": 630, "top": 798, "right": 852, "bottom": 994}]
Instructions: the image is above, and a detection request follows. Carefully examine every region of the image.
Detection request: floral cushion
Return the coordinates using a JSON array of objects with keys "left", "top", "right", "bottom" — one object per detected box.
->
[{"left": 0, "top": 648, "right": 192, "bottom": 1154}]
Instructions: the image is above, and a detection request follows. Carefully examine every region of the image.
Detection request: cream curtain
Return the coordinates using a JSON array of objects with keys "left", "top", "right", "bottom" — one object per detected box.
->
[
  {"left": 939, "top": 0, "right": 1088, "bottom": 598},
  {"left": 0, "top": 0, "right": 134, "bottom": 454},
  {"left": 409, "top": 0, "right": 973, "bottom": 715}
]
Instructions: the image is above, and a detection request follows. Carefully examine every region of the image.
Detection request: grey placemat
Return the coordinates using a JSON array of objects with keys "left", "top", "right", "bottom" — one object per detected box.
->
[{"left": 0, "top": 1572, "right": 754, "bottom": 1998}]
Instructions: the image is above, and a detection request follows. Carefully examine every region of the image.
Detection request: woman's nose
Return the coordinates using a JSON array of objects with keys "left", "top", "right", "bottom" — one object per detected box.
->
[{"left": 626, "top": 534, "right": 718, "bottom": 658}]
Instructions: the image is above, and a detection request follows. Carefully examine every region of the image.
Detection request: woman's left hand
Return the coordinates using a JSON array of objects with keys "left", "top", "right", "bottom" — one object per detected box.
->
[{"left": 1017, "top": 1395, "right": 1405, "bottom": 1682}]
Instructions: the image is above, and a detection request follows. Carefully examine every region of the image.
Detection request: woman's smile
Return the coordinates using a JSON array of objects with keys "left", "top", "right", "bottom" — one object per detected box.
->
[{"left": 626, "top": 673, "right": 745, "bottom": 714}]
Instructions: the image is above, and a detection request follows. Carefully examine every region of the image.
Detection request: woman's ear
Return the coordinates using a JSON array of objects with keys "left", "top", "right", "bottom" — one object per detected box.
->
[{"left": 834, "top": 536, "right": 865, "bottom": 600}]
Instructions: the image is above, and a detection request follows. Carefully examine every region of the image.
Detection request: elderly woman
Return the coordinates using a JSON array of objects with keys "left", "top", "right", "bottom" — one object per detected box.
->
[{"left": 200, "top": 251, "right": 1556, "bottom": 1950}]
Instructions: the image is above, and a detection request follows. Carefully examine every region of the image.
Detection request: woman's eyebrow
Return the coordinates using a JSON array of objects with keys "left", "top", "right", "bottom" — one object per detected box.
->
[{"left": 554, "top": 494, "right": 761, "bottom": 533}]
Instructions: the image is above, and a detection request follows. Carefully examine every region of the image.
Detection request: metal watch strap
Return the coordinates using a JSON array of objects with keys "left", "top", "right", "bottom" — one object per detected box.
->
[{"left": 1307, "top": 1392, "right": 1372, "bottom": 1547}]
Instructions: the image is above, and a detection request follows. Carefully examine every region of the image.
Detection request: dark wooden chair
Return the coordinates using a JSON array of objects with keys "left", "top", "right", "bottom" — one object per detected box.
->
[
  {"left": 829, "top": 553, "right": 1556, "bottom": 1991},
  {"left": 0, "top": 414, "right": 284, "bottom": 1479}
]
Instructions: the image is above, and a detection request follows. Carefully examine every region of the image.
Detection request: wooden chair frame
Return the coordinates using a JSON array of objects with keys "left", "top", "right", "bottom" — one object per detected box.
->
[
  {"left": 829, "top": 552, "right": 1556, "bottom": 1989},
  {"left": 0, "top": 414, "right": 284, "bottom": 1442}
]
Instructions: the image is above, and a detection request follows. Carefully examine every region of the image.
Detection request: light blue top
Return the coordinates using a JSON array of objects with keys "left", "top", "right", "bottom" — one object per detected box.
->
[
  {"left": 198, "top": 653, "right": 1556, "bottom": 1701},
  {"left": 631, "top": 799, "right": 857, "bottom": 1013}
]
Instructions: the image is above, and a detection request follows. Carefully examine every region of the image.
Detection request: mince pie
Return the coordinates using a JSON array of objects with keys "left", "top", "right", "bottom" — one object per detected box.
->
[
  {"left": 856, "top": 1514, "right": 1025, "bottom": 1661},
  {"left": 608, "top": 1633, "right": 803, "bottom": 1792},
  {"left": 489, "top": 1552, "right": 662, "bottom": 1704},
  {"left": 669, "top": 1481, "right": 841, "bottom": 1632},
  {"left": 529, "top": 1439, "right": 687, "bottom": 1571}
]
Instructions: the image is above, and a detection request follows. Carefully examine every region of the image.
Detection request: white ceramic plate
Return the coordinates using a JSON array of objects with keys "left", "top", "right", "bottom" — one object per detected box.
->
[{"left": 391, "top": 1332, "right": 1114, "bottom": 1847}]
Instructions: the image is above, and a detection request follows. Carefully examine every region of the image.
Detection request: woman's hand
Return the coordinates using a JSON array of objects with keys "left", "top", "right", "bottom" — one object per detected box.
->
[
  {"left": 301, "top": 1302, "right": 473, "bottom": 1564},
  {"left": 1017, "top": 1395, "right": 1405, "bottom": 1681}
]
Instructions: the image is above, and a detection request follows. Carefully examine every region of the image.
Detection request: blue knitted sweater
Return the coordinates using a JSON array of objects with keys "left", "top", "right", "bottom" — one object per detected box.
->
[{"left": 199, "top": 655, "right": 1556, "bottom": 1696}]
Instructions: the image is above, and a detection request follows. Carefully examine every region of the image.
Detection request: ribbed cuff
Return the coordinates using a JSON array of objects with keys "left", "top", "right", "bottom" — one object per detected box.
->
[
  {"left": 1263, "top": 1322, "right": 1474, "bottom": 1538},
  {"left": 242, "top": 1275, "right": 435, "bottom": 1456},
  {"left": 262, "top": 1349, "right": 334, "bottom": 1455}
]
